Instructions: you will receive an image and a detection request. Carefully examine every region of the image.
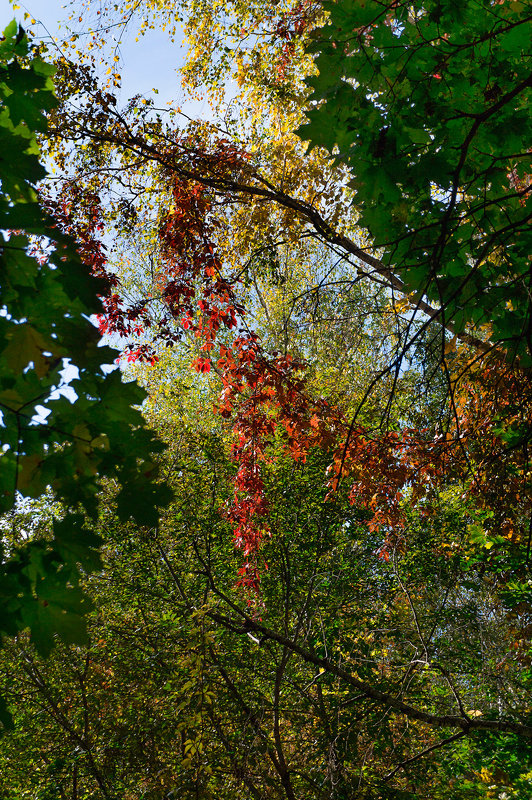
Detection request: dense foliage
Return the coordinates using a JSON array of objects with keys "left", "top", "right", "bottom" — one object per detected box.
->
[
  {"left": 299, "top": 0, "right": 532, "bottom": 362},
  {"left": 0, "top": 20, "right": 169, "bottom": 676},
  {"left": 0, "top": 0, "right": 531, "bottom": 797}
]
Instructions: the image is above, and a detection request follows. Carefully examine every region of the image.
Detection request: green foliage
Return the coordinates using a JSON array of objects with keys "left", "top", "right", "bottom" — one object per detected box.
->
[
  {"left": 1, "top": 435, "right": 531, "bottom": 798},
  {"left": 0, "top": 1, "right": 531, "bottom": 795},
  {"left": 0, "top": 21, "right": 170, "bottom": 666},
  {"left": 298, "top": 0, "right": 532, "bottom": 362}
]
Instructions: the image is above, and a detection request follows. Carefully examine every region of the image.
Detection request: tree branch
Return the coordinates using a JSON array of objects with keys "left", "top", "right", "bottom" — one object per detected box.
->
[{"left": 206, "top": 605, "right": 532, "bottom": 741}]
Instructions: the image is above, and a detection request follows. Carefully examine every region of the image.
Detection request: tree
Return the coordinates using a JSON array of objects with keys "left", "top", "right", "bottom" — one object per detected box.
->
[
  {"left": 299, "top": 0, "right": 531, "bottom": 363},
  {"left": 0, "top": 20, "right": 170, "bottom": 680},
  {"left": 2, "top": 421, "right": 532, "bottom": 798},
  {"left": 1, "top": 0, "right": 532, "bottom": 794},
  {"left": 38, "top": 0, "right": 530, "bottom": 562}
]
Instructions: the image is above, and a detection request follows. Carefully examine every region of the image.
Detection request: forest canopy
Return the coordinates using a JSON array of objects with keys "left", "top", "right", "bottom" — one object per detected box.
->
[{"left": 0, "top": 1, "right": 531, "bottom": 798}]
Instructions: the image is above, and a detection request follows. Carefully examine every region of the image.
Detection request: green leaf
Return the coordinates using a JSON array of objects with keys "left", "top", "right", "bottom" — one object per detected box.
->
[
  {"left": 2, "top": 323, "right": 59, "bottom": 377},
  {"left": 52, "top": 516, "right": 102, "bottom": 573},
  {"left": 0, "top": 696, "right": 13, "bottom": 735},
  {"left": 0, "top": 23, "right": 169, "bottom": 661}
]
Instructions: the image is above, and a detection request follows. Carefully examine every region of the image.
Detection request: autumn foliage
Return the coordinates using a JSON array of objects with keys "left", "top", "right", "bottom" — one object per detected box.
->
[
  {"left": 61, "top": 140, "right": 531, "bottom": 591},
  {"left": 2, "top": 2, "right": 532, "bottom": 796}
]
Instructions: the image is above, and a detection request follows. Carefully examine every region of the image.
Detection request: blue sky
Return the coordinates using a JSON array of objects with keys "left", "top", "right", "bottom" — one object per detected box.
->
[{"left": 1, "top": 0, "right": 211, "bottom": 114}]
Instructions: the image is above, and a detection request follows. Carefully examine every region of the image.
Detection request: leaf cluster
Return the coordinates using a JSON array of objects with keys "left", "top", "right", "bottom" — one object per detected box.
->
[{"left": 0, "top": 21, "right": 170, "bottom": 674}]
